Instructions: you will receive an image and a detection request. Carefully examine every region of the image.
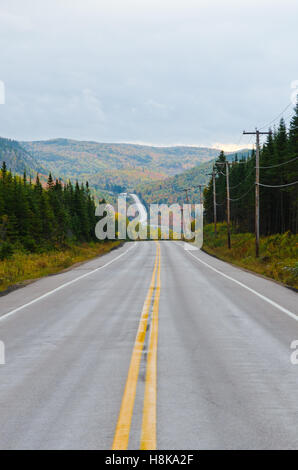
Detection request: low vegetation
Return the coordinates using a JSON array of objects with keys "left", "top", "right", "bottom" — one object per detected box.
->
[
  {"left": 203, "top": 223, "right": 298, "bottom": 288},
  {"left": 0, "top": 240, "right": 121, "bottom": 293}
]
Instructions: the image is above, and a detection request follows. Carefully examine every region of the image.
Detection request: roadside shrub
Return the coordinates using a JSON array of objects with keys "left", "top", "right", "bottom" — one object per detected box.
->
[
  {"left": 203, "top": 223, "right": 298, "bottom": 288},
  {"left": 283, "top": 262, "right": 298, "bottom": 278},
  {"left": 22, "top": 236, "right": 38, "bottom": 253},
  {"left": 59, "top": 256, "right": 73, "bottom": 269},
  {"left": 0, "top": 242, "right": 14, "bottom": 260}
]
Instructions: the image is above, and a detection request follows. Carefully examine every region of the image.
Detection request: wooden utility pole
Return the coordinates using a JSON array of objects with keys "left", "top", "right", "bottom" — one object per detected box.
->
[
  {"left": 255, "top": 131, "right": 260, "bottom": 258},
  {"left": 226, "top": 161, "right": 231, "bottom": 249},
  {"left": 198, "top": 185, "right": 202, "bottom": 205},
  {"left": 243, "top": 129, "right": 271, "bottom": 257},
  {"left": 183, "top": 188, "right": 190, "bottom": 204},
  {"left": 195, "top": 184, "right": 205, "bottom": 205},
  {"left": 212, "top": 169, "right": 217, "bottom": 236}
]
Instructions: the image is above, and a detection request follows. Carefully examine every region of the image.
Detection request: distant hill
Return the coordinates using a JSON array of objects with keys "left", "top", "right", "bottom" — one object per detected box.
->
[
  {"left": 21, "top": 139, "right": 222, "bottom": 191},
  {"left": 136, "top": 150, "right": 252, "bottom": 205},
  {"left": 0, "top": 137, "right": 46, "bottom": 175},
  {"left": 0, "top": 137, "right": 251, "bottom": 202}
]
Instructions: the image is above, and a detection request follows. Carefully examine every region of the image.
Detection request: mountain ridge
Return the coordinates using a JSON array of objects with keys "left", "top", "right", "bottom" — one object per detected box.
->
[
  {"left": 0, "top": 136, "right": 251, "bottom": 201},
  {"left": 0, "top": 137, "right": 46, "bottom": 175},
  {"left": 20, "top": 139, "right": 225, "bottom": 196}
]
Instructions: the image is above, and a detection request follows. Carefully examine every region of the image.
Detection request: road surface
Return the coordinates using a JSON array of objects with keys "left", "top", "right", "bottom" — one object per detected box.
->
[{"left": 0, "top": 241, "right": 297, "bottom": 449}]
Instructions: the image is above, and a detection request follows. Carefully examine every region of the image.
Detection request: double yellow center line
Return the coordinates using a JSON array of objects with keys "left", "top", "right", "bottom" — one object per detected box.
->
[{"left": 112, "top": 242, "right": 161, "bottom": 450}]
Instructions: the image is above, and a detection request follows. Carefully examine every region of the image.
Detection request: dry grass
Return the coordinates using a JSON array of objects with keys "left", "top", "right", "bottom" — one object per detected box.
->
[
  {"left": 0, "top": 241, "right": 121, "bottom": 293},
  {"left": 203, "top": 223, "right": 298, "bottom": 289}
]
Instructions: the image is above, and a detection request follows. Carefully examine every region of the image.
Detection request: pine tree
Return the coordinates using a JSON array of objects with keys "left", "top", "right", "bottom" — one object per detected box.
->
[{"left": 204, "top": 106, "right": 298, "bottom": 235}]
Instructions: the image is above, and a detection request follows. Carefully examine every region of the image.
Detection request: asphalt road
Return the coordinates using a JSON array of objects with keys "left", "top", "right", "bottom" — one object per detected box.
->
[{"left": 0, "top": 241, "right": 297, "bottom": 450}]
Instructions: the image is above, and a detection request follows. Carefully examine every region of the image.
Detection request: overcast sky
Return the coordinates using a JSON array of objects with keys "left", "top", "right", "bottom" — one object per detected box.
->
[{"left": 0, "top": 0, "right": 297, "bottom": 150}]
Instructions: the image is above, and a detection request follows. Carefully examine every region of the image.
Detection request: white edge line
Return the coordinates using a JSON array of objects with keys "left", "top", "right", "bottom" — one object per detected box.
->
[
  {"left": 179, "top": 242, "right": 298, "bottom": 322},
  {"left": 0, "top": 242, "right": 137, "bottom": 322}
]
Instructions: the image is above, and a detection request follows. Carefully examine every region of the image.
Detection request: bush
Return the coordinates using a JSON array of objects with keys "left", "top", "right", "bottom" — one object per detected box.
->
[
  {"left": 22, "top": 236, "right": 38, "bottom": 253},
  {"left": 0, "top": 242, "right": 14, "bottom": 260},
  {"left": 283, "top": 262, "right": 298, "bottom": 278},
  {"left": 202, "top": 224, "right": 298, "bottom": 288}
]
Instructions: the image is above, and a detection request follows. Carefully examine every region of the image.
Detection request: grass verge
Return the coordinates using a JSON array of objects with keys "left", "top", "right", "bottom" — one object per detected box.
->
[
  {"left": 203, "top": 223, "right": 298, "bottom": 289},
  {"left": 0, "top": 241, "right": 122, "bottom": 293}
]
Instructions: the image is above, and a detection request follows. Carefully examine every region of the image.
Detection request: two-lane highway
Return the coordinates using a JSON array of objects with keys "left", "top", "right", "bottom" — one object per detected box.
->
[{"left": 0, "top": 241, "right": 297, "bottom": 449}]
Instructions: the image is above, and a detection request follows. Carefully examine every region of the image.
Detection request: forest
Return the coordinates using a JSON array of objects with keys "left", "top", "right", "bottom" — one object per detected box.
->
[
  {"left": 0, "top": 164, "right": 97, "bottom": 260},
  {"left": 204, "top": 102, "right": 298, "bottom": 235}
]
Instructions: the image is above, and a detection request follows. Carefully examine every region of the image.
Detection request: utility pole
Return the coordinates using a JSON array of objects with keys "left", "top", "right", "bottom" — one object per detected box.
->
[
  {"left": 212, "top": 169, "right": 217, "bottom": 236},
  {"left": 213, "top": 160, "right": 231, "bottom": 247},
  {"left": 182, "top": 188, "right": 191, "bottom": 230},
  {"left": 183, "top": 188, "right": 190, "bottom": 204},
  {"left": 226, "top": 161, "right": 231, "bottom": 249},
  {"left": 243, "top": 129, "right": 271, "bottom": 257},
  {"left": 197, "top": 184, "right": 204, "bottom": 205}
]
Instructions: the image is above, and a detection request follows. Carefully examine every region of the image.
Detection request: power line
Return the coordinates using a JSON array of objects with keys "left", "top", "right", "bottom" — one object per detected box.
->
[
  {"left": 203, "top": 201, "right": 224, "bottom": 210},
  {"left": 228, "top": 184, "right": 255, "bottom": 201},
  {"left": 257, "top": 181, "right": 298, "bottom": 188},
  {"left": 243, "top": 132, "right": 255, "bottom": 147},
  {"left": 258, "top": 155, "right": 298, "bottom": 169},
  {"left": 258, "top": 102, "right": 293, "bottom": 131},
  {"left": 229, "top": 165, "right": 255, "bottom": 189},
  {"left": 234, "top": 131, "right": 244, "bottom": 148}
]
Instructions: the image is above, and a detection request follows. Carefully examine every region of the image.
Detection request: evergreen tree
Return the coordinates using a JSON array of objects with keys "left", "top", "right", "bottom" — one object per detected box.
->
[
  {"left": 0, "top": 167, "right": 98, "bottom": 252},
  {"left": 204, "top": 107, "right": 298, "bottom": 235}
]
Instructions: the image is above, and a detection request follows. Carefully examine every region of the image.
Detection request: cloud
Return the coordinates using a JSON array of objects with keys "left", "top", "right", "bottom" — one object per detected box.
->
[
  {"left": 211, "top": 143, "right": 254, "bottom": 153},
  {"left": 0, "top": 81, "right": 5, "bottom": 104},
  {"left": 72, "top": 89, "right": 106, "bottom": 122},
  {"left": 0, "top": 9, "right": 32, "bottom": 31},
  {"left": 0, "top": 0, "right": 297, "bottom": 145}
]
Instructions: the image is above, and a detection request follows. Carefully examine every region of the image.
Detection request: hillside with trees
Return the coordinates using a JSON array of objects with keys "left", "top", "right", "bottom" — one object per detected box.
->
[
  {"left": 21, "top": 139, "right": 220, "bottom": 178},
  {"left": 136, "top": 150, "right": 251, "bottom": 206},
  {"left": 0, "top": 137, "right": 46, "bottom": 175},
  {"left": 21, "top": 139, "right": 222, "bottom": 193}
]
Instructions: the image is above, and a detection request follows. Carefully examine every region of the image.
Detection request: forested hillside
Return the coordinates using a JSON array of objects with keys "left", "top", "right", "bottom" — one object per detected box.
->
[
  {"left": 136, "top": 150, "right": 251, "bottom": 205},
  {"left": 21, "top": 139, "right": 221, "bottom": 192},
  {"left": 0, "top": 163, "right": 97, "bottom": 258},
  {"left": 204, "top": 103, "right": 298, "bottom": 235},
  {"left": 0, "top": 137, "right": 46, "bottom": 175},
  {"left": 1, "top": 137, "right": 252, "bottom": 204}
]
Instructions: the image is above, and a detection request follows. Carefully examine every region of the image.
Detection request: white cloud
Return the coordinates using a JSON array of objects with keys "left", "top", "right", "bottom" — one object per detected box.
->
[
  {"left": 0, "top": 9, "right": 32, "bottom": 31},
  {"left": 211, "top": 143, "right": 254, "bottom": 152},
  {"left": 0, "top": 0, "right": 297, "bottom": 144},
  {"left": 81, "top": 89, "right": 106, "bottom": 122}
]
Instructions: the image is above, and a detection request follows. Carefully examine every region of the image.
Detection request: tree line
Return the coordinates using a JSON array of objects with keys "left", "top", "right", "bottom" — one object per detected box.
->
[
  {"left": 0, "top": 166, "right": 98, "bottom": 257},
  {"left": 204, "top": 102, "right": 298, "bottom": 235}
]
